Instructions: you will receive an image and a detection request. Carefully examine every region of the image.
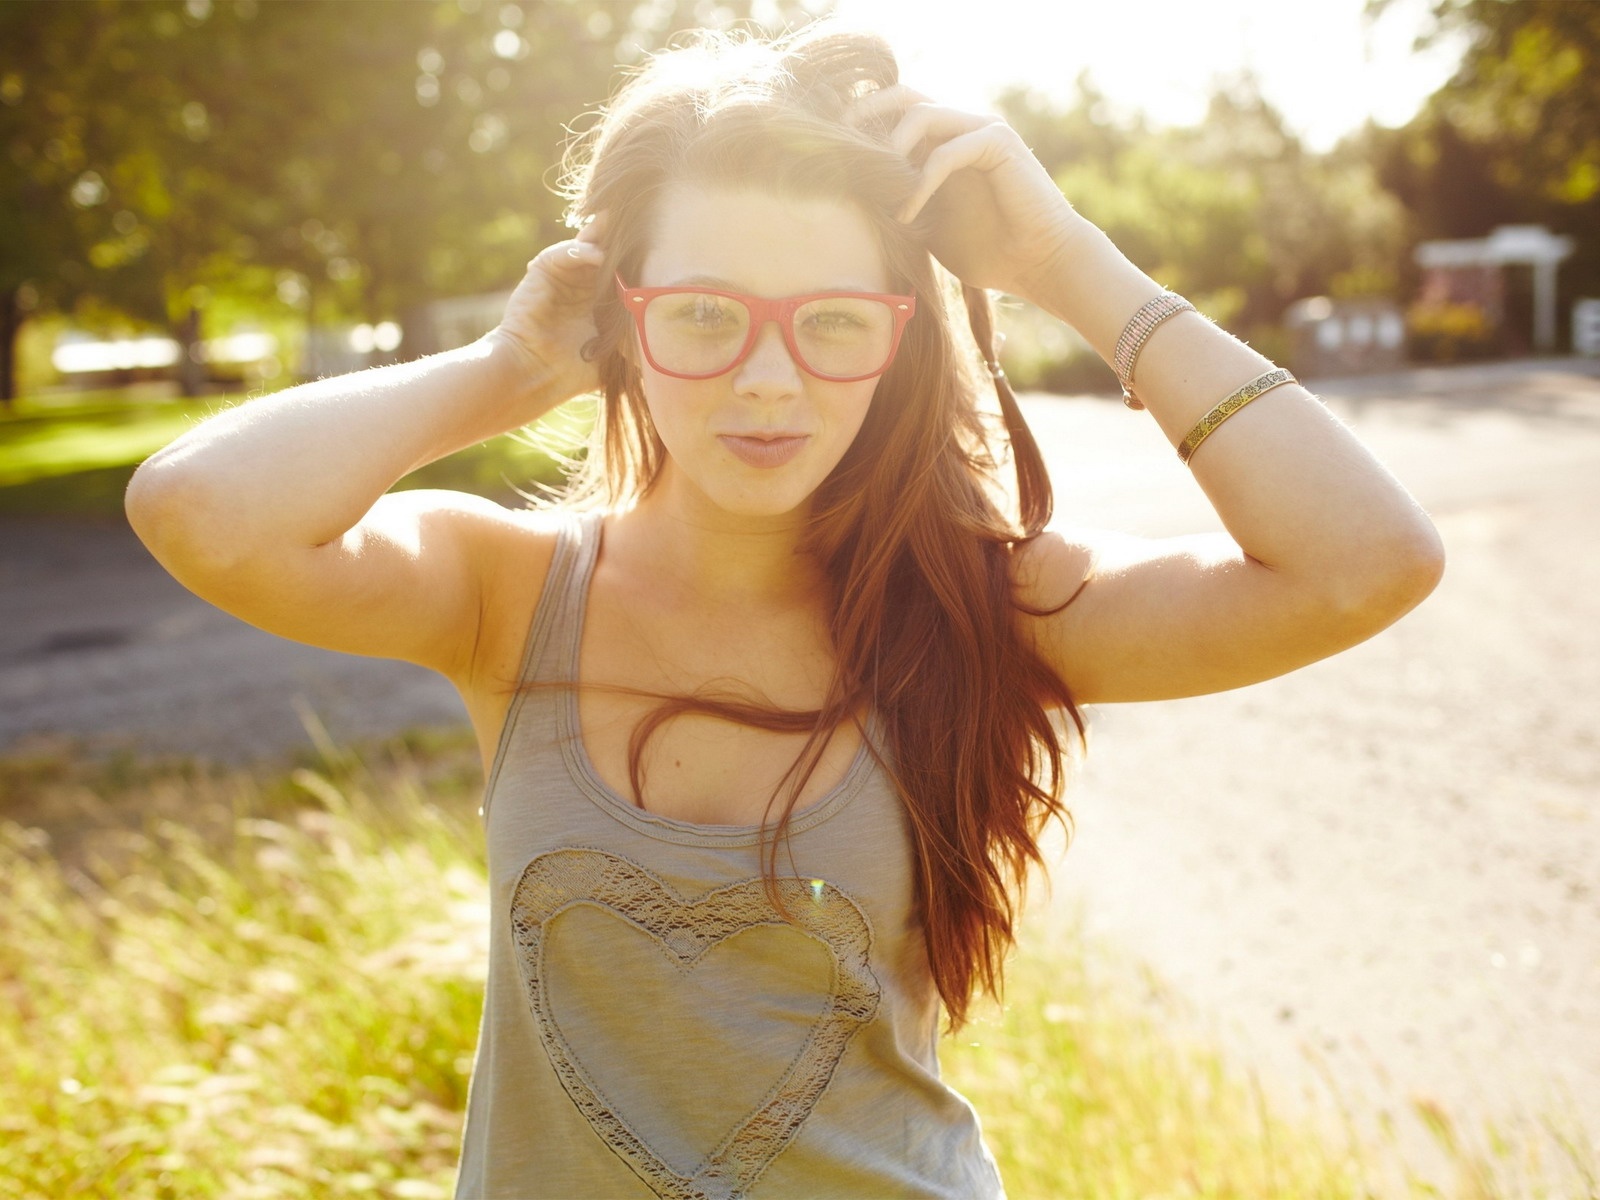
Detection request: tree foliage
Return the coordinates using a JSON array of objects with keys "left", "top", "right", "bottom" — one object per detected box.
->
[
  {"left": 5, "top": 0, "right": 1596, "bottom": 403},
  {"left": 1362, "top": 0, "right": 1600, "bottom": 329},
  {"left": 1001, "top": 73, "right": 1407, "bottom": 337},
  {"left": 0, "top": 0, "right": 821, "bottom": 399}
]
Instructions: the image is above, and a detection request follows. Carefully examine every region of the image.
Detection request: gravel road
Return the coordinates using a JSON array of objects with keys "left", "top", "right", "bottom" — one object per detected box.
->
[
  {"left": 1027, "top": 357, "right": 1600, "bottom": 1192},
  {"left": 3, "top": 357, "right": 1597, "bottom": 1192}
]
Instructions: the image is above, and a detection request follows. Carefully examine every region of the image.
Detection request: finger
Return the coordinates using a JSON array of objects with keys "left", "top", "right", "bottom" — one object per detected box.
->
[
  {"left": 898, "top": 124, "right": 1015, "bottom": 223},
  {"left": 575, "top": 210, "right": 610, "bottom": 246},
  {"left": 886, "top": 102, "right": 998, "bottom": 161},
  {"left": 526, "top": 240, "right": 602, "bottom": 283},
  {"left": 843, "top": 82, "right": 932, "bottom": 127},
  {"left": 537, "top": 247, "right": 605, "bottom": 306}
]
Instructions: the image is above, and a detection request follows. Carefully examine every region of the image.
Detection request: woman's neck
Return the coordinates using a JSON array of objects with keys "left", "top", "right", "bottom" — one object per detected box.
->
[{"left": 607, "top": 468, "right": 828, "bottom": 611}]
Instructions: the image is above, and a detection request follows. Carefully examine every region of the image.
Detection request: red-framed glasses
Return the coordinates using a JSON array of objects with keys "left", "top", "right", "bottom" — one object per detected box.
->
[{"left": 615, "top": 274, "right": 917, "bottom": 382}]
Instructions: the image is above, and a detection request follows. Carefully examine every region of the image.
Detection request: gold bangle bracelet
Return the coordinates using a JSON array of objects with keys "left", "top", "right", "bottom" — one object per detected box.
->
[{"left": 1176, "top": 368, "right": 1297, "bottom": 464}]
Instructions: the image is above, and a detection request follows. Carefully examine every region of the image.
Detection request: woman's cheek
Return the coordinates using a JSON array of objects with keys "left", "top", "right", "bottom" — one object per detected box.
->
[
  {"left": 829, "top": 381, "right": 879, "bottom": 459},
  {"left": 639, "top": 378, "right": 702, "bottom": 456}
]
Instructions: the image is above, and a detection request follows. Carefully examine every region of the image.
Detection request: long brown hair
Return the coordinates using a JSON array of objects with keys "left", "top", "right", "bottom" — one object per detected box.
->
[{"left": 549, "top": 23, "right": 1088, "bottom": 1031}]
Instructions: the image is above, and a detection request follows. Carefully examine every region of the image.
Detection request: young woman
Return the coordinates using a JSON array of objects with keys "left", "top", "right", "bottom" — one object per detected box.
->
[{"left": 125, "top": 25, "right": 1444, "bottom": 1200}]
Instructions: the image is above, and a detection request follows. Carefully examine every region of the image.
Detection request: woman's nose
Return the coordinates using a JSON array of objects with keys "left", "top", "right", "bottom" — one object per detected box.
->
[{"left": 733, "top": 319, "right": 804, "bottom": 394}]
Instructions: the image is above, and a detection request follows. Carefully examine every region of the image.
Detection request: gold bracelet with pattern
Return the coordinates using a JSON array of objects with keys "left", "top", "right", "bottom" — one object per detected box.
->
[{"left": 1176, "top": 368, "right": 1297, "bottom": 464}]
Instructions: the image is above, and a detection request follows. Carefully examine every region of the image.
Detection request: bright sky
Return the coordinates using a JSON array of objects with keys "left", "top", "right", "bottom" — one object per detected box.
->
[{"left": 828, "top": 0, "right": 1473, "bottom": 153}]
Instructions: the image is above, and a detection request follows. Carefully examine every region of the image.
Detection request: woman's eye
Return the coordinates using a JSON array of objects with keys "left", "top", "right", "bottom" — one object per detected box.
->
[
  {"left": 688, "top": 296, "right": 735, "bottom": 326},
  {"left": 805, "top": 308, "right": 867, "bottom": 333}
]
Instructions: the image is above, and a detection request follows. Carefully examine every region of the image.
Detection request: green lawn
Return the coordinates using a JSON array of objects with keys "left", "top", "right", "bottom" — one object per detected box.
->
[
  {"left": 0, "top": 387, "right": 588, "bottom": 517},
  {"left": 1, "top": 732, "right": 1587, "bottom": 1198}
]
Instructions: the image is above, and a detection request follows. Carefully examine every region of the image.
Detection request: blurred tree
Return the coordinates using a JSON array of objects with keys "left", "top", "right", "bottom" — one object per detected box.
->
[
  {"left": 1406, "top": 0, "right": 1600, "bottom": 207},
  {"left": 0, "top": 0, "right": 824, "bottom": 400},
  {"left": 0, "top": 2, "right": 118, "bottom": 405},
  {"left": 1, "top": 0, "right": 264, "bottom": 398},
  {"left": 1363, "top": 0, "right": 1600, "bottom": 334},
  {"left": 1001, "top": 74, "right": 1406, "bottom": 337}
]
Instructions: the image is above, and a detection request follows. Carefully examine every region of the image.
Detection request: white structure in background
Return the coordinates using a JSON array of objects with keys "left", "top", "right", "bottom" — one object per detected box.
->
[
  {"left": 52, "top": 329, "right": 280, "bottom": 382},
  {"left": 1283, "top": 296, "right": 1406, "bottom": 378},
  {"left": 1414, "top": 224, "right": 1575, "bottom": 353},
  {"left": 426, "top": 291, "right": 514, "bottom": 354},
  {"left": 302, "top": 320, "right": 403, "bottom": 379},
  {"left": 299, "top": 298, "right": 501, "bottom": 380},
  {"left": 53, "top": 335, "right": 182, "bottom": 374},
  {"left": 1573, "top": 299, "right": 1600, "bottom": 358}
]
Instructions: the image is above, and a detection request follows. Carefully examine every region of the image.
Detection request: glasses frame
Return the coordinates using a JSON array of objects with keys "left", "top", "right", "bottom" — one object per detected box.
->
[{"left": 615, "top": 274, "right": 917, "bottom": 383}]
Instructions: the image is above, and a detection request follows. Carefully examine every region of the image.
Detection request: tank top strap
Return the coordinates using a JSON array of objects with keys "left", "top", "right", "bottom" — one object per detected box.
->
[
  {"left": 480, "top": 507, "right": 604, "bottom": 814},
  {"left": 521, "top": 506, "right": 604, "bottom": 688}
]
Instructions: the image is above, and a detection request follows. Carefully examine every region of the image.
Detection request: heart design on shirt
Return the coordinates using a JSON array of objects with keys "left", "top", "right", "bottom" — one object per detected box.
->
[{"left": 509, "top": 848, "right": 881, "bottom": 1200}]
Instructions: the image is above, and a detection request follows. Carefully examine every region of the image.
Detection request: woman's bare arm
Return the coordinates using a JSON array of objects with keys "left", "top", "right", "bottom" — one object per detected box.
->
[
  {"left": 124, "top": 230, "right": 605, "bottom": 681},
  {"left": 852, "top": 88, "right": 1445, "bottom": 704},
  {"left": 1006, "top": 220, "right": 1444, "bottom": 704}
]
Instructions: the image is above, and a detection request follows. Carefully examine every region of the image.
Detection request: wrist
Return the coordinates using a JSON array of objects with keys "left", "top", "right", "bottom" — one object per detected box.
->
[
  {"left": 1021, "top": 223, "right": 1168, "bottom": 367},
  {"left": 481, "top": 328, "right": 571, "bottom": 422},
  {"left": 1013, "top": 213, "right": 1106, "bottom": 311}
]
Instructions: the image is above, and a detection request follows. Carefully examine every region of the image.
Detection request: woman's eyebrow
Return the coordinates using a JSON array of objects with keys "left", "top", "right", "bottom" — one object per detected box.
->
[
  {"left": 670, "top": 274, "right": 887, "bottom": 294},
  {"left": 674, "top": 273, "right": 745, "bottom": 289}
]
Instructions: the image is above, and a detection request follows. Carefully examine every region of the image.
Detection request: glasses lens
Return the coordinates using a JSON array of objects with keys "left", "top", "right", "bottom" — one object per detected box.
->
[
  {"left": 642, "top": 292, "right": 751, "bottom": 376},
  {"left": 793, "top": 297, "right": 896, "bottom": 378}
]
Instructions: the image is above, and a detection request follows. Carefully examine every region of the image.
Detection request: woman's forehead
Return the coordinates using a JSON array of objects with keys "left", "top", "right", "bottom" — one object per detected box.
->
[{"left": 638, "top": 182, "right": 891, "bottom": 295}]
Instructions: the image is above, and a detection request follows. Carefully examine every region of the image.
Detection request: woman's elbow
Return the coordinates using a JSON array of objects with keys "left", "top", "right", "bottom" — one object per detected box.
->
[
  {"left": 1343, "top": 519, "right": 1447, "bottom": 631},
  {"left": 125, "top": 455, "right": 179, "bottom": 548},
  {"left": 124, "top": 457, "right": 241, "bottom": 577},
  {"left": 1393, "top": 515, "right": 1446, "bottom": 606}
]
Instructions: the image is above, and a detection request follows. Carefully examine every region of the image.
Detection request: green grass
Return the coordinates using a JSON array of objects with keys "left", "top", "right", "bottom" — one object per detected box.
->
[
  {"left": 1, "top": 733, "right": 1592, "bottom": 1199},
  {"left": 0, "top": 386, "right": 588, "bottom": 517},
  {"left": 0, "top": 400, "right": 213, "bottom": 487},
  {"left": 0, "top": 390, "right": 223, "bottom": 515}
]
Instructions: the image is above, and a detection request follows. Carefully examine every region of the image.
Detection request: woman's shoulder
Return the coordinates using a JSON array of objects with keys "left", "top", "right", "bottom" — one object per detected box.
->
[
  {"left": 470, "top": 501, "right": 588, "bottom": 639},
  {"left": 456, "top": 500, "right": 596, "bottom": 755}
]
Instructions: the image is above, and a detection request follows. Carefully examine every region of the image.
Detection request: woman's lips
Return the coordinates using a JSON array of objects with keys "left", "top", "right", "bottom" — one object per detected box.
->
[{"left": 717, "top": 434, "right": 809, "bottom": 468}]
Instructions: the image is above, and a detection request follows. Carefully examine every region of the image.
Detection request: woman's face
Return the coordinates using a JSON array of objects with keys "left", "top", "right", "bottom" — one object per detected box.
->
[{"left": 631, "top": 182, "right": 893, "bottom": 521}]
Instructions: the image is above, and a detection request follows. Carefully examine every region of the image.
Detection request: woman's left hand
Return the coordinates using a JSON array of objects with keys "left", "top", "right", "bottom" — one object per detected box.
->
[{"left": 847, "top": 86, "right": 1094, "bottom": 303}]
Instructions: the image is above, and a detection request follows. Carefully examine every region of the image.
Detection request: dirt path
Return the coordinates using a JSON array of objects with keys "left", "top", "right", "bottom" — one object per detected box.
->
[
  {"left": 1028, "top": 357, "right": 1600, "bottom": 1191},
  {"left": 0, "top": 514, "right": 469, "bottom": 763},
  {"left": 4, "top": 357, "right": 1598, "bottom": 1191}
]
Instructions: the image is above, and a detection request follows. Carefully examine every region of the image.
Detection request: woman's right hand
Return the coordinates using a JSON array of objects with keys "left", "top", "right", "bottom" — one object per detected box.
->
[{"left": 489, "top": 214, "right": 608, "bottom": 403}]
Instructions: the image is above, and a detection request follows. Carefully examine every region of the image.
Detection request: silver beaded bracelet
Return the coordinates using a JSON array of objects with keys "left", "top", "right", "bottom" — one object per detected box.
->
[{"left": 1113, "top": 291, "right": 1196, "bottom": 410}]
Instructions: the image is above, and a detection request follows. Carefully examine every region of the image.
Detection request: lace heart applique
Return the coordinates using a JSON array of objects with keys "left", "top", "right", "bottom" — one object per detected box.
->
[{"left": 510, "top": 848, "right": 882, "bottom": 1200}]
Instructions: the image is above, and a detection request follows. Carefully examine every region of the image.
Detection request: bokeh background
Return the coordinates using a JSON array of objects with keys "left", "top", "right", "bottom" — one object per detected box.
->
[
  {"left": 4, "top": 0, "right": 1599, "bottom": 407},
  {"left": 3, "top": 2, "right": 1598, "bottom": 1198}
]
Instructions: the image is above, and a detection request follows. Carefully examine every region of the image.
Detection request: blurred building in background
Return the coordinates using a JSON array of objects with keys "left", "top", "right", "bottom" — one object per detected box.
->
[
  {"left": 1575, "top": 299, "right": 1600, "bottom": 359},
  {"left": 50, "top": 329, "right": 282, "bottom": 391},
  {"left": 1413, "top": 225, "right": 1575, "bottom": 357},
  {"left": 401, "top": 292, "right": 515, "bottom": 360},
  {"left": 301, "top": 321, "right": 404, "bottom": 380},
  {"left": 1285, "top": 297, "right": 1406, "bottom": 378},
  {"left": 297, "top": 293, "right": 509, "bottom": 381}
]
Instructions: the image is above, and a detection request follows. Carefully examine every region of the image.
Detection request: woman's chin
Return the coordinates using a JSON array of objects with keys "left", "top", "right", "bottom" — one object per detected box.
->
[{"left": 651, "top": 447, "right": 842, "bottom": 525}]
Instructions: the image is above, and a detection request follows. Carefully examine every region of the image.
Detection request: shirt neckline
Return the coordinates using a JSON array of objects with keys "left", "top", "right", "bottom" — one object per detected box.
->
[{"left": 557, "top": 509, "right": 881, "bottom": 848}]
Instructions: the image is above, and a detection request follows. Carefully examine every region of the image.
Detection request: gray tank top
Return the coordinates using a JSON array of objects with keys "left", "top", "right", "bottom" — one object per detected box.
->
[{"left": 454, "top": 508, "right": 1006, "bottom": 1199}]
